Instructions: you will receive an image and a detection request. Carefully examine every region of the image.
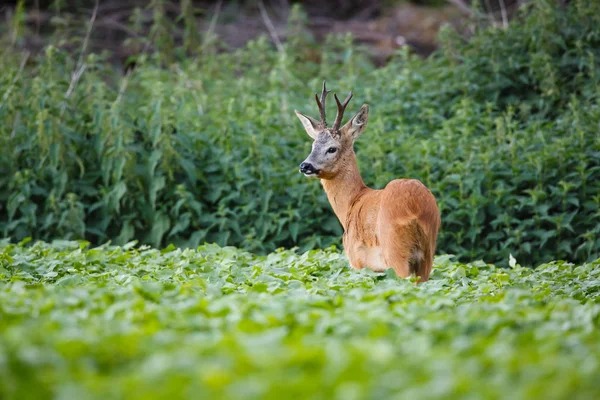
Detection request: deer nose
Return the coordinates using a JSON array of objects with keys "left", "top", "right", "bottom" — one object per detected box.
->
[{"left": 299, "top": 162, "right": 317, "bottom": 174}]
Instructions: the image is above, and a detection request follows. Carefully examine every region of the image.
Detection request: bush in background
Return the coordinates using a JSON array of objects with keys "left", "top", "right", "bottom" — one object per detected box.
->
[{"left": 0, "top": 0, "right": 598, "bottom": 266}]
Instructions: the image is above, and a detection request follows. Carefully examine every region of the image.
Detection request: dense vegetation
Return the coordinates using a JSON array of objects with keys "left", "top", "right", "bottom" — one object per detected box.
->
[
  {"left": 1, "top": 240, "right": 599, "bottom": 399},
  {"left": 1, "top": 0, "right": 599, "bottom": 268},
  {"left": 1, "top": 2, "right": 600, "bottom": 397}
]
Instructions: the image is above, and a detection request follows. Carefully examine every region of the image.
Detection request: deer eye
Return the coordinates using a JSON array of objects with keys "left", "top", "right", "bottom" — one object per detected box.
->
[{"left": 326, "top": 147, "right": 337, "bottom": 154}]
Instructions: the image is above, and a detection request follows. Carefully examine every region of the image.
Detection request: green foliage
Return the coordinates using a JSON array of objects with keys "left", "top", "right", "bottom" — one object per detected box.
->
[
  {"left": 0, "top": 240, "right": 599, "bottom": 399},
  {"left": 0, "top": 0, "right": 599, "bottom": 266}
]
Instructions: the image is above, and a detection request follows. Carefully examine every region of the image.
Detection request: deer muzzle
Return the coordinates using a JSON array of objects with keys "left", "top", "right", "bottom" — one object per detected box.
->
[{"left": 299, "top": 162, "right": 319, "bottom": 177}]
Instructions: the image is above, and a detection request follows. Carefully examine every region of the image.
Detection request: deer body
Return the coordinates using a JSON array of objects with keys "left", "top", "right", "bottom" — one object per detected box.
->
[{"left": 295, "top": 82, "right": 440, "bottom": 282}]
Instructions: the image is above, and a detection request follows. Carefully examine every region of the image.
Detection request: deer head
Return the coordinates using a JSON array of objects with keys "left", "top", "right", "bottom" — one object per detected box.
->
[{"left": 295, "top": 81, "right": 369, "bottom": 179}]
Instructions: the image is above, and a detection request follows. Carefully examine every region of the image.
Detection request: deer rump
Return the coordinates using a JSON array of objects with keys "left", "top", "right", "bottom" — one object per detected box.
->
[{"left": 342, "top": 178, "right": 439, "bottom": 282}]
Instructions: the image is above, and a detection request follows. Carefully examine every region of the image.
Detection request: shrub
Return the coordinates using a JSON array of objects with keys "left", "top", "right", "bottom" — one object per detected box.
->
[{"left": 0, "top": 0, "right": 599, "bottom": 266}]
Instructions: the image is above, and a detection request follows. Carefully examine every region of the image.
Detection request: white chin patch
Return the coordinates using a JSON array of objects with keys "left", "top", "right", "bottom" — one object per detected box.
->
[{"left": 303, "top": 172, "right": 318, "bottom": 177}]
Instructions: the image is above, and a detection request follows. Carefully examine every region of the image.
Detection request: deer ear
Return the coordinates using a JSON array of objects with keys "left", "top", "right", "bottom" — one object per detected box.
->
[
  {"left": 295, "top": 110, "right": 320, "bottom": 140},
  {"left": 342, "top": 104, "right": 369, "bottom": 140}
]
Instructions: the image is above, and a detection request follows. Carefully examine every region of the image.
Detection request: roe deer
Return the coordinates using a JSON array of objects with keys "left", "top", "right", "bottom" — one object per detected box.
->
[{"left": 295, "top": 81, "right": 441, "bottom": 282}]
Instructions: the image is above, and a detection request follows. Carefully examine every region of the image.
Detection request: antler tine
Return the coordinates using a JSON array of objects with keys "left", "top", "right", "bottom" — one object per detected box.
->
[
  {"left": 314, "top": 80, "right": 331, "bottom": 128},
  {"left": 332, "top": 90, "right": 354, "bottom": 132}
]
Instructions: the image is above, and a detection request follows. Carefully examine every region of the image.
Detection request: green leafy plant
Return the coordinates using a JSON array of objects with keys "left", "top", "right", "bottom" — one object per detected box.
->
[
  {"left": 0, "top": 0, "right": 599, "bottom": 266},
  {"left": 0, "top": 240, "right": 599, "bottom": 399}
]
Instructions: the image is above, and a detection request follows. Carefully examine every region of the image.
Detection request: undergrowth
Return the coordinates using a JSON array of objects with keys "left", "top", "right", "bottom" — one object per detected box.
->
[
  {"left": 0, "top": 0, "right": 599, "bottom": 266},
  {"left": 0, "top": 239, "right": 599, "bottom": 399}
]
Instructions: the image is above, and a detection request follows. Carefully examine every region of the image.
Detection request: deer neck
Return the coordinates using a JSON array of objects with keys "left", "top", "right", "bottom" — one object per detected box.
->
[{"left": 321, "top": 151, "right": 367, "bottom": 230}]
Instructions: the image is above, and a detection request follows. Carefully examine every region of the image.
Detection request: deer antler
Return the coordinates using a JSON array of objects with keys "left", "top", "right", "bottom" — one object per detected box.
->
[
  {"left": 332, "top": 91, "right": 354, "bottom": 133},
  {"left": 314, "top": 80, "right": 331, "bottom": 128}
]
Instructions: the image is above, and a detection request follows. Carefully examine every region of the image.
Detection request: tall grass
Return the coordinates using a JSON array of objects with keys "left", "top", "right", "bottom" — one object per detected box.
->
[{"left": 0, "top": 0, "right": 599, "bottom": 266}]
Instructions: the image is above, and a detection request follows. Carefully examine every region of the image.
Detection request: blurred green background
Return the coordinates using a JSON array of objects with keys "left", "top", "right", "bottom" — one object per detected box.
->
[{"left": 0, "top": 0, "right": 598, "bottom": 267}]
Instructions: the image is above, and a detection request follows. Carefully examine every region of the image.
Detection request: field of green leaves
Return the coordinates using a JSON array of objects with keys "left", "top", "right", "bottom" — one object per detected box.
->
[{"left": 1, "top": 240, "right": 599, "bottom": 399}]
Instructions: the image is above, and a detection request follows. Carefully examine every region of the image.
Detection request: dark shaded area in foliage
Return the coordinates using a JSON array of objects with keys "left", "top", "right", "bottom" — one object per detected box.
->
[
  {"left": 0, "top": 0, "right": 525, "bottom": 67},
  {"left": 0, "top": 0, "right": 598, "bottom": 267}
]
